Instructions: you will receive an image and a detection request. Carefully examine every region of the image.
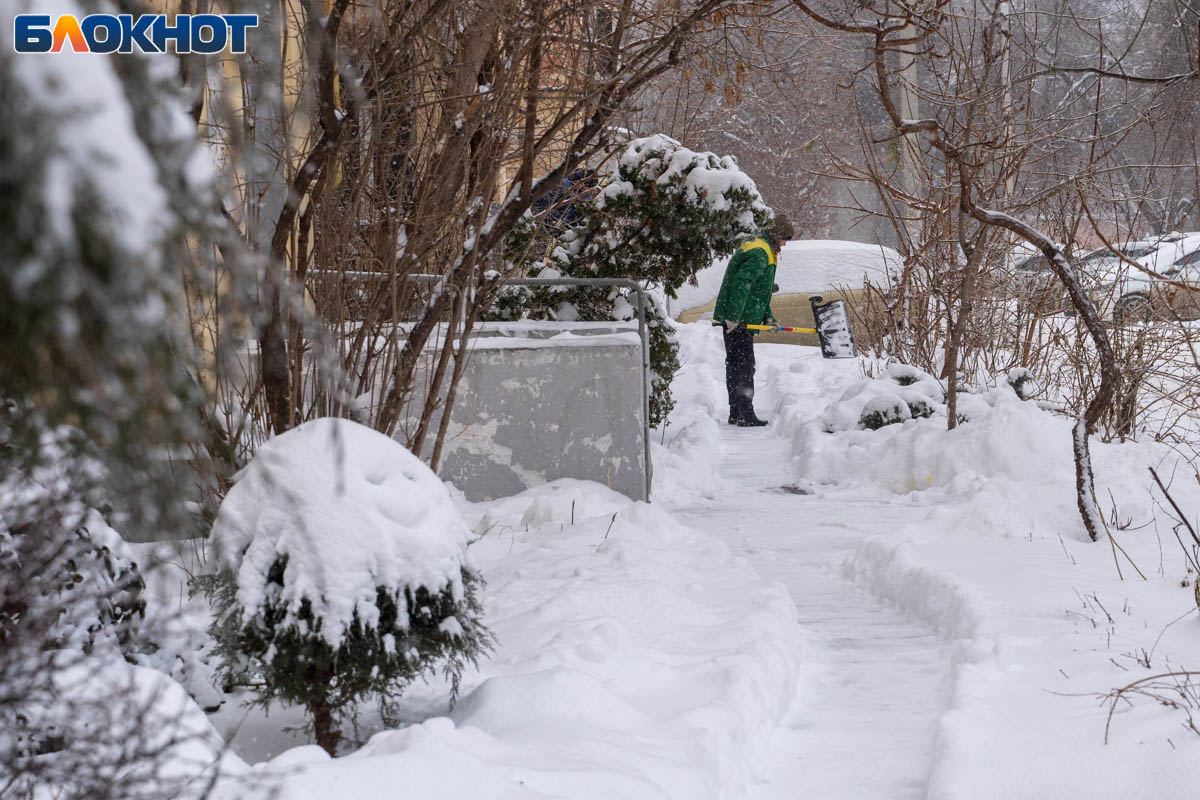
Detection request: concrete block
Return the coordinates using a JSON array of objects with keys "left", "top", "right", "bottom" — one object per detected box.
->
[{"left": 412, "top": 323, "right": 649, "bottom": 502}]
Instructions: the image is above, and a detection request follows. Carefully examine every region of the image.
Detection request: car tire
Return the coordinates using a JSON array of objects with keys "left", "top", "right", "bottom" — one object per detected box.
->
[{"left": 1113, "top": 293, "right": 1152, "bottom": 324}]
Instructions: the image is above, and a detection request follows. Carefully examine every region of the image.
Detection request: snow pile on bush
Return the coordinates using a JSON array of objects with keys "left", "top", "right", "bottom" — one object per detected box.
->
[
  {"left": 30, "top": 659, "right": 239, "bottom": 800},
  {"left": 791, "top": 364, "right": 1054, "bottom": 491},
  {"left": 814, "top": 363, "right": 1035, "bottom": 433},
  {"left": 213, "top": 480, "right": 802, "bottom": 799},
  {"left": 208, "top": 418, "right": 488, "bottom": 752},
  {"left": 771, "top": 359, "right": 1187, "bottom": 543},
  {"left": 0, "top": 477, "right": 146, "bottom": 657},
  {"left": 599, "top": 134, "right": 768, "bottom": 225},
  {"left": 212, "top": 419, "right": 475, "bottom": 645}
]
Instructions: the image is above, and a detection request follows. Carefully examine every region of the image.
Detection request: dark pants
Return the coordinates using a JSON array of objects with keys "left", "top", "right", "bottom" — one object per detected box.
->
[{"left": 722, "top": 326, "right": 756, "bottom": 419}]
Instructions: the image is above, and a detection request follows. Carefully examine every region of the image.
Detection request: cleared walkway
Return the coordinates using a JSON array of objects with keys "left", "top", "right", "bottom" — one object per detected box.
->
[{"left": 668, "top": 424, "right": 952, "bottom": 799}]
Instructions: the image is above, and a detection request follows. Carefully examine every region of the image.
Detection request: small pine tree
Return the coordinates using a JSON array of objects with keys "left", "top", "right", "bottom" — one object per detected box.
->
[
  {"left": 205, "top": 419, "right": 492, "bottom": 754},
  {"left": 206, "top": 560, "right": 488, "bottom": 754}
]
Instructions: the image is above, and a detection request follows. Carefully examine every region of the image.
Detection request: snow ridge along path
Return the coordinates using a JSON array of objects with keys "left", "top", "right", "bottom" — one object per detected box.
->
[{"left": 667, "top": 423, "right": 953, "bottom": 800}]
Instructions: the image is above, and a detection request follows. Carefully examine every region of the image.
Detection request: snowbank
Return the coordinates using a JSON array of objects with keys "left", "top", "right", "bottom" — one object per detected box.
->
[
  {"left": 781, "top": 363, "right": 1192, "bottom": 542},
  {"left": 5, "top": 656, "right": 244, "bottom": 800},
  {"left": 213, "top": 479, "right": 802, "bottom": 799},
  {"left": 650, "top": 323, "right": 726, "bottom": 500},
  {"left": 840, "top": 511, "right": 1200, "bottom": 800},
  {"left": 673, "top": 239, "right": 902, "bottom": 314},
  {"left": 211, "top": 418, "right": 473, "bottom": 647}
]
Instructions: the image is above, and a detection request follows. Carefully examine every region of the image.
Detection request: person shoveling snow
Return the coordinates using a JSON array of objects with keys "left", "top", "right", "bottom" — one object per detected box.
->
[
  {"left": 713, "top": 212, "right": 794, "bottom": 426},
  {"left": 713, "top": 215, "right": 860, "bottom": 427}
]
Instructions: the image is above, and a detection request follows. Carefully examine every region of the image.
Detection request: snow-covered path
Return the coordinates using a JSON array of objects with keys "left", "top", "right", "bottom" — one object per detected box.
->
[{"left": 668, "top": 423, "right": 953, "bottom": 799}]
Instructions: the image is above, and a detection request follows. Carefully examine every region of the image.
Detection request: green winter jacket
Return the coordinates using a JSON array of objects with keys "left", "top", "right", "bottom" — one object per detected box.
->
[{"left": 713, "top": 237, "right": 777, "bottom": 325}]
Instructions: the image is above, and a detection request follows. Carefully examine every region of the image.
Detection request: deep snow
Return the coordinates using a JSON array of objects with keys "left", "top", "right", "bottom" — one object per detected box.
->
[
  {"left": 201, "top": 477, "right": 803, "bottom": 799},
  {"left": 130, "top": 320, "right": 1200, "bottom": 800}
]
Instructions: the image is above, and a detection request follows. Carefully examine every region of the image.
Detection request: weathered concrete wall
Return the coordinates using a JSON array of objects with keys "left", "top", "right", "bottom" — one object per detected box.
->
[{"left": 412, "top": 323, "right": 649, "bottom": 502}]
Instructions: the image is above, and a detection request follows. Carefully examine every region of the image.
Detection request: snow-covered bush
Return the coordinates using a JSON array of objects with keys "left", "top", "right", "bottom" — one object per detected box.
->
[
  {"left": 859, "top": 394, "right": 913, "bottom": 430},
  {"left": 820, "top": 365, "right": 940, "bottom": 432},
  {"left": 0, "top": 418, "right": 240, "bottom": 799},
  {"left": 1006, "top": 367, "right": 1039, "bottom": 400},
  {"left": 497, "top": 135, "right": 772, "bottom": 425},
  {"left": 206, "top": 419, "right": 490, "bottom": 754},
  {"left": 1, "top": 510, "right": 146, "bottom": 657},
  {"left": 571, "top": 135, "right": 770, "bottom": 289},
  {"left": 797, "top": 362, "right": 1067, "bottom": 496},
  {"left": 905, "top": 395, "right": 938, "bottom": 420},
  {"left": 887, "top": 364, "right": 932, "bottom": 387},
  {"left": 822, "top": 363, "right": 1042, "bottom": 434}
]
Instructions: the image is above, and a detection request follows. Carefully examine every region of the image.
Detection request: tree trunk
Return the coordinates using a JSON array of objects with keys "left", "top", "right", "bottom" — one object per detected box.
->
[
  {"left": 309, "top": 694, "right": 341, "bottom": 756},
  {"left": 260, "top": 282, "right": 292, "bottom": 434},
  {"left": 944, "top": 233, "right": 984, "bottom": 430},
  {"left": 410, "top": 289, "right": 462, "bottom": 456}
]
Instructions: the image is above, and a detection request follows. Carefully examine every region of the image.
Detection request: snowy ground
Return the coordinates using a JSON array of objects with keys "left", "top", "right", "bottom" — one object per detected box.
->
[
  {"left": 658, "top": 321, "right": 1200, "bottom": 798},
  {"left": 195, "top": 477, "right": 805, "bottom": 798},
  {"left": 142, "top": 319, "right": 1200, "bottom": 799}
]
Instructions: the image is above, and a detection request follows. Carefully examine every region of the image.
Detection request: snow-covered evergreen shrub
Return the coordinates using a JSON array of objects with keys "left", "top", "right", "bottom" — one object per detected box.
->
[
  {"left": 887, "top": 364, "right": 927, "bottom": 387},
  {"left": 207, "top": 419, "right": 490, "bottom": 754},
  {"left": 906, "top": 396, "right": 938, "bottom": 420},
  {"left": 1006, "top": 367, "right": 1039, "bottom": 400},
  {"left": 576, "top": 135, "right": 770, "bottom": 288},
  {"left": 823, "top": 362, "right": 1042, "bottom": 434},
  {"left": 859, "top": 394, "right": 913, "bottom": 430},
  {"left": 884, "top": 364, "right": 945, "bottom": 398},
  {"left": 497, "top": 135, "right": 772, "bottom": 425},
  {"left": 646, "top": 306, "right": 684, "bottom": 423}
]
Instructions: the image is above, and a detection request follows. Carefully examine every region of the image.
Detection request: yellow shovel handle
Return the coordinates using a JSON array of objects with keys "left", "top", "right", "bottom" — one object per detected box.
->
[{"left": 742, "top": 323, "right": 819, "bottom": 334}]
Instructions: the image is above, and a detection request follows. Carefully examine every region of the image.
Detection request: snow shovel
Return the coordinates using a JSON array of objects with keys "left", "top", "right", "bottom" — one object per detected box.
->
[{"left": 714, "top": 295, "right": 858, "bottom": 359}]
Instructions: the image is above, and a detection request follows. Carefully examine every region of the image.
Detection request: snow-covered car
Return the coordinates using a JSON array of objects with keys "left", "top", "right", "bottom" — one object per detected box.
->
[
  {"left": 1004, "top": 242, "right": 1067, "bottom": 311},
  {"left": 1006, "top": 239, "right": 1160, "bottom": 313},
  {"left": 1089, "top": 232, "right": 1200, "bottom": 322},
  {"left": 672, "top": 239, "right": 902, "bottom": 346}
]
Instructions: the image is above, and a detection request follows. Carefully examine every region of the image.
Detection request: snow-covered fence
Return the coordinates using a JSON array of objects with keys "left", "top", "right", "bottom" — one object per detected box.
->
[{"left": 409, "top": 319, "right": 651, "bottom": 501}]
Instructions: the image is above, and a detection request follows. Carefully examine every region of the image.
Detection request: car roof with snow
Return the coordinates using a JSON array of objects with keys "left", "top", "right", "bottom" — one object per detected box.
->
[
  {"left": 1113, "top": 232, "right": 1200, "bottom": 288},
  {"left": 672, "top": 239, "right": 902, "bottom": 314}
]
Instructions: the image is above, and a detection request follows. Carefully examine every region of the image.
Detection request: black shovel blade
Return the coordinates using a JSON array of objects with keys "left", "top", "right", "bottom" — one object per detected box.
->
[{"left": 809, "top": 295, "right": 858, "bottom": 359}]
